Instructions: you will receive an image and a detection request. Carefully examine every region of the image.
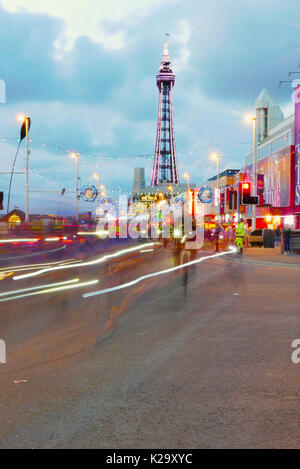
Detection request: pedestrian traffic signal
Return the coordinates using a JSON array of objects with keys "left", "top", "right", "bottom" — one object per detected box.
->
[
  {"left": 241, "top": 182, "right": 259, "bottom": 205},
  {"left": 0, "top": 192, "right": 3, "bottom": 210}
]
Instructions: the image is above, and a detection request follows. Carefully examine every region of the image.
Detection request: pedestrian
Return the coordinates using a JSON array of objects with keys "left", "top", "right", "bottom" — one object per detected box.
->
[
  {"left": 275, "top": 226, "right": 281, "bottom": 247},
  {"left": 214, "top": 223, "right": 221, "bottom": 252},
  {"left": 283, "top": 226, "right": 292, "bottom": 255},
  {"left": 235, "top": 218, "right": 245, "bottom": 254}
]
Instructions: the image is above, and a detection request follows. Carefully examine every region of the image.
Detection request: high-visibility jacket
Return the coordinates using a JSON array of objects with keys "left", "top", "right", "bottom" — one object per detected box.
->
[{"left": 235, "top": 222, "right": 245, "bottom": 238}]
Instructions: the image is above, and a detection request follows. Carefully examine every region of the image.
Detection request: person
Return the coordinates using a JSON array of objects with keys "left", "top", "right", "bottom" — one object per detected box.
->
[
  {"left": 275, "top": 226, "right": 281, "bottom": 247},
  {"left": 214, "top": 223, "right": 221, "bottom": 252},
  {"left": 283, "top": 226, "right": 292, "bottom": 255},
  {"left": 235, "top": 218, "right": 245, "bottom": 254}
]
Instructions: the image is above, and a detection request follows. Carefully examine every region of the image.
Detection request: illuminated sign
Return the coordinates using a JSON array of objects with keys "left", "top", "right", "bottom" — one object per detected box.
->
[
  {"left": 81, "top": 185, "right": 98, "bottom": 202},
  {"left": 139, "top": 194, "right": 158, "bottom": 203},
  {"left": 295, "top": 85, "right": 300, "bottom": 205},
  {"left": 198, "top": 187, "right": 214, "bottom": 204}
]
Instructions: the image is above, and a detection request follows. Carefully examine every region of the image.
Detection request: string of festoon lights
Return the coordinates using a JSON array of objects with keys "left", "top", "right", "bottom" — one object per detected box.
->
[
  {"left": 0, "top": 137, "right": 250, "bottom": 194},
  {"left": 0, "top": 137, "right": 251, "bottom": 163}
]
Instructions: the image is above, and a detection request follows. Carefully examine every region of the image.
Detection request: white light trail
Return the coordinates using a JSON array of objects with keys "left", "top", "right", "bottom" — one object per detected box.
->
[
  {"left": 13, "top": 243, "right": 159, "bottom": 281},
  {"left": 0, "top": 258, "right": 79, "bottom": 274},
  {"left": 0, "top": 238, "right": 40, "bottom": 243},
  {"left": 0, "top": 279, "right": 99, "bottom": 303},
  {"left": 77, "top": 230, "right": 109, "bottom": 237},
  {"left": 0, "top": 278, "right": 79, "bottom": 298},
  {"left": 140, "top": 249, "right": 154, "bottom": 253},
  {"left": 83, "top": 247, "right": 237, "bottom": 299}
]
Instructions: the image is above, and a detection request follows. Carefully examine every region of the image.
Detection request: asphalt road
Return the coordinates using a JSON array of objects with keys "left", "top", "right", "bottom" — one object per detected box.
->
[{"left": 0, "top": 241, "right": 300, "bottom": 449}]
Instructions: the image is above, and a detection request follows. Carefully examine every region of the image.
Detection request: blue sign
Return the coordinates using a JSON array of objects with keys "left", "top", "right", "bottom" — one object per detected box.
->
[
  {"left": 81, "top": 185, "right": 98, "bottom": 202},
  {"left": 199, "top": 186, "right": 214, "bottom": 204}
]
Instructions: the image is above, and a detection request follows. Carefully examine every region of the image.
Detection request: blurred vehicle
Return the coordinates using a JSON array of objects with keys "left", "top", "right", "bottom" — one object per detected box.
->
[{"left": 247, "top": 229, "right": 263, "bottom": 247}]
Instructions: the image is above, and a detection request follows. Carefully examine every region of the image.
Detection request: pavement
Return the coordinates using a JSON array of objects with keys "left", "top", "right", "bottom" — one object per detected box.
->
[
  {"left": 0, "top": 241, "right": 300, "bottom": 448},
  {"left": 228, "top": 246, "right": 300, "bottom": 268}
]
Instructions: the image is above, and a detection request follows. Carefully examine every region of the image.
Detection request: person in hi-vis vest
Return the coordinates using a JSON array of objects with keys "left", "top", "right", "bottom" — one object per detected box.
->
[{"left": 235, "top": 219, "right": 245, "bottom": 254}]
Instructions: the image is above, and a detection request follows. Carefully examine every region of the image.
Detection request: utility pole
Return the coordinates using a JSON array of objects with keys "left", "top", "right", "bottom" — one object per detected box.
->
[
  {"left": 252, "top": 117, "right": 257, "bottom": 231},
  {"left": 25, "top": 117, "right": 30, "bottom": 224},
  {"left": 71, "top": 153, "right": 80, "bottom": 223}
]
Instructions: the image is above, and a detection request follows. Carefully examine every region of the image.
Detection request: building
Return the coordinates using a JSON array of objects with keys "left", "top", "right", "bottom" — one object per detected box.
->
[{"left": 243, "top": 88, "right": 296, "bottom": 229}]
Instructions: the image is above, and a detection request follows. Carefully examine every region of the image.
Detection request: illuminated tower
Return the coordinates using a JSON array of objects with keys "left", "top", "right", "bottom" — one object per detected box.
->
[{"left": 151, "top": 37, "right": 178, "bottom": 186}]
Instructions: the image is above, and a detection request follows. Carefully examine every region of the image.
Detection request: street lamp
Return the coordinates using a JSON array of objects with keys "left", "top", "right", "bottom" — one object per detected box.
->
[
  {"left": 71, "top": 152, "right": 79, "bottom": 223},
  {"left": 211, "top": 152, "right": 220, "bottom": 220},
  {"left": 17, "top": 115, "right": 31, "bottom": 224},
  {"left": 244, "top": 115, "right": 257, "bottom": 230},
  {"left": 93, "top": 173, "right": 101, "bottom": 193},
  {"left": 167, "top": 185, "right": 174, "bottom": 200}
]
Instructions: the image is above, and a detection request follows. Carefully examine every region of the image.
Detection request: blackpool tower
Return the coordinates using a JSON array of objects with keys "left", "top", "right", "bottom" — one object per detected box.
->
[{"left": 151, "top": 38, "right": 179, "bottom": 186}]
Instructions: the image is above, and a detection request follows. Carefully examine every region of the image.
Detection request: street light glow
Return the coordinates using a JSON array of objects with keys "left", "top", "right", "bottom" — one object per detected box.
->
[
  {"left": 244, "top": 114, "right": 256, "bottom": 124},
  {"left": 210, "top": 152, "right": 220, "bottom": 161}
]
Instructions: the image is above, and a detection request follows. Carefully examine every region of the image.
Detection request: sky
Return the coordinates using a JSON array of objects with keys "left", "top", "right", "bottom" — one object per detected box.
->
[{"left": 0, "top": 0, "right": 299, "bottom": 215}]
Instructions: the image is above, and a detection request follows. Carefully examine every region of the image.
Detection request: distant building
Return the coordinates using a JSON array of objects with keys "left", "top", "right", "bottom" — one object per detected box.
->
[{"left": 132, "top": 168, "right": 146, "bottom": 193}]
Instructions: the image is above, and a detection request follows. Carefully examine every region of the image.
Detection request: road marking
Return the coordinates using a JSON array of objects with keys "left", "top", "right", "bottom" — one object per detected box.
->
[{"left": 83, "top": 247, "right": 237, "bottom": 299}]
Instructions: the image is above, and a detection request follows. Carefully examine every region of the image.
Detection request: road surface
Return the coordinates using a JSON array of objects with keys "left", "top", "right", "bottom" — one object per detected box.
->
[{"left": 0, "top": 241, "right": 300, "bottom": 448}]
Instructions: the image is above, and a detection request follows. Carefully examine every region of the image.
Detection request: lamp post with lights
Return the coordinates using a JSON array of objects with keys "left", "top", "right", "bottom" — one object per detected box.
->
[
  {"left": 71, "top": 152, "right": 80, "bottom": 223},
  {"left": 211, "top": 153, "right": 220, "bottom": 220},
  {"left": 244, "top": 115, "right": 257, "bottom": 230},
  {"left": 17, "top": 115, "right": 31, "bottom": 224}
]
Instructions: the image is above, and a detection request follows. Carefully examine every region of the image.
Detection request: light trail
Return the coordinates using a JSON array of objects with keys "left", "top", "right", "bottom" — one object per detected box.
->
[
  {"left": 77, "top": 230, "right": 109, "bottom": 237},
  {"left": 140, "top": 249, "right": 154, "bottom": 253},
  {"left": 83, "top": 247, "right": 237, "bottom": 299},
  {"left": 13, "top": 243, "right": 159, "bottom": 281},
  {"left": 0, "top": 278, "right": 79, "bottom": 298},
  {"left": 0, "top": 238, "right": 40, "bottom": 243},
  {"left": 0, "top": 257, "right": 79, "bottom": 274},
  {"left": 0, "top": 279, "right": 99, "bottom": 303}
]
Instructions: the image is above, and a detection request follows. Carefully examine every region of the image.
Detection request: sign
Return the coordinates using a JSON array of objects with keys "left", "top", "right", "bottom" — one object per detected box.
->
[
  {"left": 295, "top": 85, "right": 300, "bottom": 205},
  {"left": 198, "top": 186, "right": 214, "bottom": 204},
  {"left": 244, "top": 146, "right": 292, "bottom": 207},
  {"left": 81, "top": 185, "right": 98, "bottom": 202},
  {"left": 139, "top": 194, "right": 158, "bottom": 203}
]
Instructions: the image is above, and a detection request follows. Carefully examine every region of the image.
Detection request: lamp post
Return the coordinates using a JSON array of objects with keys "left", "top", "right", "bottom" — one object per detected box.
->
[
  {"left": 71, "top": 153, "right": 79, "bottom": 223},
  {"left": 93, "top": 173, "right": 100, "bottom": 193},
  {"left": 252, "top": 117, "right": 257, "bottom": 231},
  {"left": 244, "top": 115, "right": 257, "bottom": 230},
  {"left": 211, "top": 153, "right": 220, "bottom": 220},
  {"left": 167, "top": 185, "right": 174, "bottom": 200},
  {"left": 17, "top": 115, "right": 31, "bottom": 224}
]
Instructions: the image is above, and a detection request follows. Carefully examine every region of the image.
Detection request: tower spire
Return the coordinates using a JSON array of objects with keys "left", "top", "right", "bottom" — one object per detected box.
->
[{"left": 151, "top": 35, "right": 178, "bottom": 186}]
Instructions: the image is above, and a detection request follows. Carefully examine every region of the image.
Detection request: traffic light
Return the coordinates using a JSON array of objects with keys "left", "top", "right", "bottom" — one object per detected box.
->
[
  {"left": 241, "top": 182, "right": 259, "bottom": 205},
  {"left": 0, "top": 192, "right": 3, "bottom": 210}
]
